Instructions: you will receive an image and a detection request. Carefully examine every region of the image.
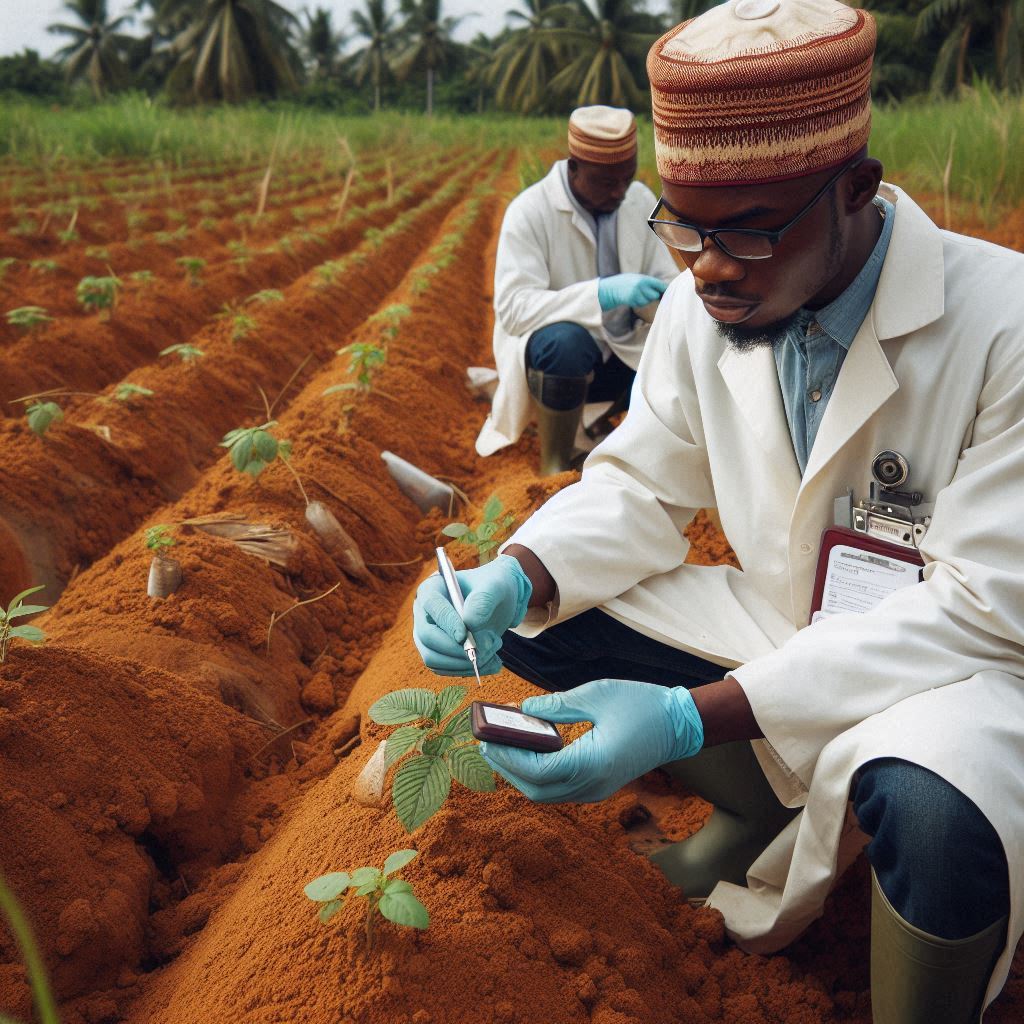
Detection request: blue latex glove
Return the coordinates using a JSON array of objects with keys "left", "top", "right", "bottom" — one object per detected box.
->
[
  {"left": 412, "top": 554, "right": 533, "bottom": 677},
  {"left": 597, "top": 273, "right": 668, "bottom": 311},
  {"left": 480, "top": 678, "right": 704, "bottom": 803}
]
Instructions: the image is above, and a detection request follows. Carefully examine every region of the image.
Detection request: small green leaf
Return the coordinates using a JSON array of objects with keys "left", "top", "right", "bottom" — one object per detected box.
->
[
  {"left": 252, "top": 430, "right": 278, "bottom": 464},
  {"left": 5, "top": 605, "right": 48, "bottom": 620},
  {"left": 482, "top": 494, "right": 503, "bottom": 522},
  {"left": 6, "top": 585, "right": 45, "bottom": 615},
  {"left": 318, "top": 899, "right": 343, "bottom": 924},
  {"left": 432, "top": 684, "right": 467, "bottom": 724},
  {"left": 9, "top": 625, "right": 46, "bottom": 644},
  {"left": 477, "top": 540, "right": 498, "bottom": 553},
  {"left": 447, "top": 746, "right": 496, "bottom": 792},
  {"left": 441, "top": 523, "right": 469, "bottom": 538},
  {"left": 349, "top": 867, "right": 380, "bottom": 888},
  {"left": 229, "top": 434, "right": 255, "bottom": 473},
  {"left": 385, "top": 726, "right": 426, "bottom": 766},
  {"left": 393, "top": 754, "right": 451, "bottom": 832},
  {"left": 441, "top": 707, "right": 473, "bottom": 742},
  {"left": 26, "top": 401, "right": 62, "bottom": 438},
  {"left": 476, "top": 521, "right": 498, "bottom": 541},
  {"left": 382, "top": 849, "right": 418, "bottom": 877},
  {"left": 378, "top": 888, "right": 429, "bottom": 929},
  {"left": 422, "top": 735, "right": 454, "bottom": 758},
  {"left": 304, "top": 872, "right": 350, "bottom": 902},
  {"left": 355, "top": 880, "right": 378, "bottom": 896},
  {"left": 369, "top": 688, "right": 436, "bottom": 725}
]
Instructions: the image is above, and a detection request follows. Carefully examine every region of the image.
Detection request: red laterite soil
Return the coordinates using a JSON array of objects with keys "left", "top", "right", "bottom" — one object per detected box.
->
[{"left": 0, "top": 159, "right": 1021, "bottom": 1024}]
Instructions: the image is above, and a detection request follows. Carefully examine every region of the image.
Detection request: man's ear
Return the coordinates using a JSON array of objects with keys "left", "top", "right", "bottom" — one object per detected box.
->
[{"left": 845, "top": 158, "right": 884, "bottom": 214}]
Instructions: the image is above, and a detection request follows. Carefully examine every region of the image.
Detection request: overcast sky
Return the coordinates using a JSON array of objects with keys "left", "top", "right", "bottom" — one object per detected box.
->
[{"left": 0, "top": 1, "right": 676, "bottom": 59}]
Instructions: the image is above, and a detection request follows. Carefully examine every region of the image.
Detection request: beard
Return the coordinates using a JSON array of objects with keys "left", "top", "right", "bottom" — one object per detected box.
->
[{"left": 715, "top": 195, "right": 843, "bottom": 353}]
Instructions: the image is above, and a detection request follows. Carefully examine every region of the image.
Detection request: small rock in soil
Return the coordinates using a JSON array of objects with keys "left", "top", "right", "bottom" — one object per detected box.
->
[
  {"left": 300, "top": 671, "right": 336, "bottom": 714},
  {"left": 548, "top": 924, "right": 593, "bottom": 966}
]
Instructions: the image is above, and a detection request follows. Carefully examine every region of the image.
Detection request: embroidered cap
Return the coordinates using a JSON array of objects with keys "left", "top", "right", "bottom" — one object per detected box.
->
[
  {"left": 567, "top": 106, "right": 638, "bottom": 164},
  {"left": 647, "top": 0, "right": 876, "bottom": 186}
]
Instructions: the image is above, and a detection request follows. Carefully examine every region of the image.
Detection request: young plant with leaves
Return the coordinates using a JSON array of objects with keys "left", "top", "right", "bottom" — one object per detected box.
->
[
  {"left": 325, "top": 342, "right": 387, "bottom": 398},
  {"left": 442, "top": 494, "right": 515, "bottom": 565},
  {"left": 176, "top": 256, "right": 206, "bottom": 287},
  {"left": 215, "top": 303, "right": 256, "bottom": 342},
  {"left": 6, "top": 307, "right": 52, "bottom": 333},
  {"left": 25, "top": 401, "right": 62, "bottom": 438},
  {"left": 160, "top": 343, "right": 205, "bottom": 365},
  {"left": 246, "top": 288, "right": 284, "bottom": 305},
  {"left": 0, "top": 586, "right": 47, "bottom": 664},
  {"left": 114, "top": 383, "right": 154, "bottom": 402},
  {"left": 304, "top": 849, "right": 428, "bottom": 949},
  {"left": 367, "top": 685, "right": 495, "bottom": 832},
  {"left": 76, "top": 274, "right": 122, "bottom": 317},
  {"left": 145, "top": 525, "right": 182, "bottom": 598}
]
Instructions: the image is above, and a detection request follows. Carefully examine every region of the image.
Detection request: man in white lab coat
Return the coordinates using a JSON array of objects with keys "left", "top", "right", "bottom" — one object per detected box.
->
[
  {"left": 475, "top": 105, "right": 679, "bottom": 474},
  {"left": 416, "top": 2, "right": 1022, "bottom": 1021}
]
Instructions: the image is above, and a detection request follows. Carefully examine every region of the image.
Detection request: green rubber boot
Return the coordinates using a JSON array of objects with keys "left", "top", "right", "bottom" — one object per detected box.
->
[
  {"left": 527, "top": 369, "right": 591, "bottom": 476},
  {"left": 870, "top": 868, "right": 1006, "bottom": 1024},
  {"left": 649, "top": 740, "right": 799, "bottom": 901}
]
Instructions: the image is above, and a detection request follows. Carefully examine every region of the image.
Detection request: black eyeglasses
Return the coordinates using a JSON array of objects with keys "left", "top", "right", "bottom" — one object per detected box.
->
[{"left": 647, "top": 159, "right": 863, "bottom": 261}]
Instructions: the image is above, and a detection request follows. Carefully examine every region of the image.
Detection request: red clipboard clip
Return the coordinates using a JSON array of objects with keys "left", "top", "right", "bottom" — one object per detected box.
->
[{"left": 809, "top": 526, "right": 924, "bottom": 626}]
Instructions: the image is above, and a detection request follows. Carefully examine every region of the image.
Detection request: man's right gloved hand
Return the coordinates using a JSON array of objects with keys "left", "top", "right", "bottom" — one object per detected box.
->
[
  {"left": 597, "top": 273, "right": 668, "bottom": 311},
  {"left": 412, "top": 554, "right": 533, "bottom": 676}
]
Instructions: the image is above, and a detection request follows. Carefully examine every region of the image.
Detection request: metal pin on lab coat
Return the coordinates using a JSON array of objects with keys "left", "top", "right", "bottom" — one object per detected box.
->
[{"left": 435, "top": 546, "right": 483, "bottom": 687}]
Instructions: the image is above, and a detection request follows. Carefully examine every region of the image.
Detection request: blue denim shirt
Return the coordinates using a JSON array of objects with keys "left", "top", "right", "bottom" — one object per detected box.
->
[{"left": 775, "top": 196, "right": 895, "bottom": 473}]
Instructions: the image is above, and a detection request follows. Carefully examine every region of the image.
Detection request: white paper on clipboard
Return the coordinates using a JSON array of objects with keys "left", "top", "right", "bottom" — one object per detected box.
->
[{"left": 811, "top": 543, "right": 921, "bottom": 624}]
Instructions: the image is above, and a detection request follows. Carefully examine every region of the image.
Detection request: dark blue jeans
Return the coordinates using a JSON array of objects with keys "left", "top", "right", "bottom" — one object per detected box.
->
[
  {"left": 526, "top": 321, "right": 635, "bottom": 410},
  {"left": 500, "top": 608, "right": 1009, "bottom": 939}
]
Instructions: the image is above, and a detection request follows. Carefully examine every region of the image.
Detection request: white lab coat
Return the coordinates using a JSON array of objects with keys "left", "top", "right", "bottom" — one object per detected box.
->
[
  {"left": 508, "top": 184, "right": 1024, "bottom": 1010},
  {"left": 475, "top": 162, "right": 679, "bottom": 456}
]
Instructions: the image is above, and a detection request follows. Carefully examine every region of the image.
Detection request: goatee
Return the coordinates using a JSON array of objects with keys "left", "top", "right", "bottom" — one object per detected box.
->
[{"left": 715, "top": 309, "right": 803, "bottom": 352}]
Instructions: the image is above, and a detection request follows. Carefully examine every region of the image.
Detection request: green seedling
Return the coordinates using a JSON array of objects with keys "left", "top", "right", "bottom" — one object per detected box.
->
[
  {"left": 159, "top": 343, "right": 205, "bottom": 365},
  {"left": 25, "top": 401, "right": 63, "bottom": 438},
  {"left": 0, "top": 585, "right": 47, "bottom": 664},
  {"left": 325, "top": 342, "right": 386, "bottom": 398},
  {"left": 6, "top": 306, "right": 52, "bottom": 333},
  {"left": 227, "top": 240, "right": 252, "bottom": 266},
  {"left": 197, "top": 199, "right": 218, "bottom": 215},
  {"left": 220, "top": 420, "right": 292, "bottom": 477},
  {"left": 0, "top": 257, "right": 16, "bottom": 280},
  {"left": 130, "top": 270, "right": 153, "bottom": 284},
  {"left": 11, "top": 218, "right": 38, "bottom": 237},
  {"left": 176, "top": 256, "right": 206, "bottom": 286},
  {"left": 364, "top": 226, "right": 385, "bottom": 249},
  {"left": 442, "top": 494, "right": 515, "bottom": 565},
  {"left": 29, "top": 259, "right": 58, "bottom": 275},
  {"left": 368, "top": 685, "right": 495, "bottom": 832},
  {"left": 57, "top": 227, "right": 79, "bottom": 244},
  {"left": 0, "top": 870, "right": 60, "bottom": 1023},
  {"left": 305, "top": 850, "right": 428, "bottom": 950},
  {"left": 369, "top": 303, "right": 410, "bottom": 342},
  {"left": 126, "top": 210, "right": 146, "bottom": 232},
  {"left": 115, "top": 383, "right": 154, "bottom": 402},
  {"left": 215, "top": 303, "right": 256, "bottom": 342},
  {"left": 199, "top": 217, "right": 217, "bottom": 232},
  {"left": 246, "top": 289, "right": 283, "bottom": 305},
  {"left": 76, "top": 274, "right": 121, "bottom": 316},
  {"left": 145, "top": 524, "right": 176, "bottom": 552},
  {"left": 85, "top": 245, "right": 111, "bottom": 262}
]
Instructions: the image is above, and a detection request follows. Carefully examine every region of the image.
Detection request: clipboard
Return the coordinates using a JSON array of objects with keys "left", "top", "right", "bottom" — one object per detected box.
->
[{"left": 809, "top": 526, "right": 924, "bottom": 626}]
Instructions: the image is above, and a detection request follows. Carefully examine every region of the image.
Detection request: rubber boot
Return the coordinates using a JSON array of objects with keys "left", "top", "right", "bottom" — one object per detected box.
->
[
  {"left": 649, "top": 740, "right": 799, "bottom": 901},
  {"left": 584, "top": 384, "right": 631, "bottom": 443},
  {"left": 870, "top": 868, "right": 1006, "bottom": 1024},
  {"left": 527, "top": 368, "right": 591, "bottom": 476}
]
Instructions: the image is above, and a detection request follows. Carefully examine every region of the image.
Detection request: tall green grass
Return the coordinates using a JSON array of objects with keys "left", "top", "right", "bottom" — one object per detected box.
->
[{"left": 2, "top": 90, "right": 1022, "bottom": 214}]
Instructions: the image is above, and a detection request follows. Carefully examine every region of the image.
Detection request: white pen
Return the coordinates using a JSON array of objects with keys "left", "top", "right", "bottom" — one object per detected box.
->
[{"left": 435, "top": 546, "right": 483, "bottom": 687}]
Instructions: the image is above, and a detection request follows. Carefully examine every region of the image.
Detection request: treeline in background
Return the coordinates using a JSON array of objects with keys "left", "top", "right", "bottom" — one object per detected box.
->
[{"left": 1, "top": 0, "right": 1022, "bottom": 114}]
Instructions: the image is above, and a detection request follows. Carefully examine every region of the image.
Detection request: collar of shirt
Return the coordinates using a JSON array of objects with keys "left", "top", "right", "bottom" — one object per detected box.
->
[
  {"left": 806, "top": 194, "right": 896, "bottom": 350},
  {"left": 558, "top": 159, "right": 598, "bottom": 240}
]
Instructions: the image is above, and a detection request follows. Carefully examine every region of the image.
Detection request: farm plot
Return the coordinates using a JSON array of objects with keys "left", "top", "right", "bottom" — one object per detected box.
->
[{"left": 1, "top": 144, "right": 1023, "bottom": 1024}]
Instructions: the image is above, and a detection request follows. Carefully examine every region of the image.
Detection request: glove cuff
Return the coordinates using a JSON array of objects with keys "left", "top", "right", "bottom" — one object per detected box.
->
[
  {"left": 664, "top": 686, "right": 705, "bottom": 761},
  {"left": 496, "top": 554, "right": 533, "bottom": 628},
  {"left": 597, "top": 277, "right": 619, "bottom": 312}
]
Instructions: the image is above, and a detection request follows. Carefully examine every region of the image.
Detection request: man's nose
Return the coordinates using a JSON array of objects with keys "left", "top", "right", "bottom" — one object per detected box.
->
[{"left": 690, "top": 237, "right": 746, "bottom": 285}]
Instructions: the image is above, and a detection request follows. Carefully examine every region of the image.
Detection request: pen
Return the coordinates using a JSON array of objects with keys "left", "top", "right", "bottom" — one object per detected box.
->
[{"left": 435, "top": 546, "right": 483, "bottom": 687}]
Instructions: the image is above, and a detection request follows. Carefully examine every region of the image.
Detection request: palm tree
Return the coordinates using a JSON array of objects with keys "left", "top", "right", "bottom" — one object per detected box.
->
[
  {"left": 544, "top": 0, "right": 662, "bottom": 109},
  {"left": 484, "top": 0, "right": 576, "bottom": 114},
  {"left": 915, "top": 0, "right": 1021, "bottom": 93},
  {"left": 349, "top": 0, "right": 398, "bottom": 112},
  {"left": 392, "top": 0, "right": 464, "bottom": 116},
  {"left": 155, "top": 0, "right": 300, "bottom": 102},
  {"left": 47, "top": 0, "right": 135, "bottom": 99},
  {"left": 303, "top": 6, "right": 344, "bottom": 79}
]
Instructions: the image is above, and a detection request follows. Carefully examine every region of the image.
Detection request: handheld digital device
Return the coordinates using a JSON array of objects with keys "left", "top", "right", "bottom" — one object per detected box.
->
[{"left": 470, "top": 701, "right": 563, "bottom": 754}]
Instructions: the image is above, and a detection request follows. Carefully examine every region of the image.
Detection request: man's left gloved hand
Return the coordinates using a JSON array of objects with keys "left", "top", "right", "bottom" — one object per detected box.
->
[{"left": 479, "top": 678, "right": 704, "bottom": 803}]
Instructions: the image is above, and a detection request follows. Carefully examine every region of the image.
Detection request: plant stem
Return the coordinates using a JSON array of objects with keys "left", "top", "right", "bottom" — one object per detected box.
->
[
  {"left": 0, "top": 870, "right": 60, "bottom": 1024},
  {"left": 268, "top": 352, "right": 314, "bottom": 417},
  {"left": 279, "top": 454, "right": 310, "bottom": 507},
  {"left": 266, "top": 580, "right": 341, "bottom": 653}
]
